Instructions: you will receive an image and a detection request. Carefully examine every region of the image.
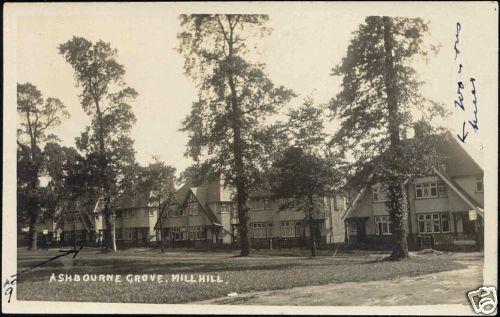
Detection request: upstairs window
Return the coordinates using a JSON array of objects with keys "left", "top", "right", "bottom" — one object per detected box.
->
[
  {"left": 168, "top": 205, "right": 184, "bottom": 217},
  {"left": 475, "top": 177, "right": 484, "bottom": 192},
  {"left": 187, "top": 203, "right": 199, "bottom": 216},
  {"left": 220, "top": 203, "right": 230, "bottom": 214},
  {"left": 372, "top": 186, "right": 388, "bottom": 202},
  {"left": 415, "top": 182, "right": 447, "bottom": 199},
  {"left": 250, "top": 197, "right": 272, "bottom": 210}
]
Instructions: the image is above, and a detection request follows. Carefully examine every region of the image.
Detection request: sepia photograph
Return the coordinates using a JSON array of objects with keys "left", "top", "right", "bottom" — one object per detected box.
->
[{"left": 2, "top": 2, "right": 498, "bottom": 315}]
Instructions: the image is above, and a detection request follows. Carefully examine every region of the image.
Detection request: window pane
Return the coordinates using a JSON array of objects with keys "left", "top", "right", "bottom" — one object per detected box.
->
[
  {"left": 433, "top": 221, "right": 440, "bottom": 232},
  {"left": 430, "top": 186, "right": 437, "bottom": 197},
  {"left": 423, "top": 187, "right": 430, "bottom": 197},
  {"left": 419, "top": 221, "right": 425, "bottom": 233},
  {"left": 442, "top": 219, "right": 450, "bottom": 232}
]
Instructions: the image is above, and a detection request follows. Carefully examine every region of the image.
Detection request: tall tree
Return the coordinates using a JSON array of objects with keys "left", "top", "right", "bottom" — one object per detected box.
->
[
  {"left": 177, "top": 14, "right": 295, "bottom": 256},
  {"left": 17, "top": 82, "right": 69, "bottom": 251},
  {"left": 285, "top": 97, "right": 327, "bottom": 156},
  {"left": 330, "top": 16, "right": 448, "bottom": 260},
  {"left": 59, "top": 37, "right": 138, "bottom": 251},
  {"left": 136, "top": 156, "right": 177, "bottom": 252},
  {"left": 270, "top": 147, "right": 339, "bottom": 257}
]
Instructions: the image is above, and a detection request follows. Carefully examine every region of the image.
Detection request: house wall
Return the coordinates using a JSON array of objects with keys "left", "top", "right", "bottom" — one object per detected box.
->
[{"left": 346, "top": 174, "right": 484, "bottom": 250}]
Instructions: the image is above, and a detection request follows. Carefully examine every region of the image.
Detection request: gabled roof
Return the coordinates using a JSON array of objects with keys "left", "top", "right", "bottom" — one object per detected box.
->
[
  {"left": 433, "top": 167, "right": 484, "bottom": 218},
  {"left": 343, "top": 134, "right": 484, "bottom": 220},
  {"left": 154, "top": 180, "right": 222, "bottom": 230}
]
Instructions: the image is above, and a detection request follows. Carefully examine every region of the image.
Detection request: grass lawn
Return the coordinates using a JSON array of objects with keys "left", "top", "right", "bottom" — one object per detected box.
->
[{"left": 15, "top": 247, "right": 466, "bottom": 304}]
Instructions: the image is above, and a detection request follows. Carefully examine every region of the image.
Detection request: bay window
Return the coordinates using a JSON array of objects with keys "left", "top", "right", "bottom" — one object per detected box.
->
[{"left": 417, "top": 212, "right": 450, "bottom": 234}]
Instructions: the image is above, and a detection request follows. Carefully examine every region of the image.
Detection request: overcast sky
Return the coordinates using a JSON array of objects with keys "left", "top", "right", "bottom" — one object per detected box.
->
[{"left": 15, "top": 4, "right": 493, "bottom": 176}]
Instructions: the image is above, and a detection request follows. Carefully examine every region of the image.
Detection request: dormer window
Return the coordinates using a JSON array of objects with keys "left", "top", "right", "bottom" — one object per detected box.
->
[{"left": 475, "top": 177, "right": 484, "bottom": 192}]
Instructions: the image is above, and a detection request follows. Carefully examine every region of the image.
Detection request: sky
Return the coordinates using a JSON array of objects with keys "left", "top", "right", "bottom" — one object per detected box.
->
[{"left": 14, "top": 3, "right": 494, "bottom": 177}]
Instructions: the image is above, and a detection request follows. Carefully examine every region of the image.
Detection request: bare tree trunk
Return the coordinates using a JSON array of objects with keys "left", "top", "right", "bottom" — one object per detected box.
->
[
  {"left": 159, "top": 211, "right": 164, "bottom": 253},
  {"left": 307, "top": 196, "right": 317, "bottom": 257},
  {"left": 383, "top": 16, "right": 409, "bottom": 260},
  {"left": 103, "top": 197, "right": 117, "bottom": 252},
  {"left": 73, "top": 217, "right": 77, "bottom": 251},
  {"left": 387, "top": 181, "right": 409, "bottom": 260},
  {"left": 28, "top": 208, "right": 39, "bottom": 251}
]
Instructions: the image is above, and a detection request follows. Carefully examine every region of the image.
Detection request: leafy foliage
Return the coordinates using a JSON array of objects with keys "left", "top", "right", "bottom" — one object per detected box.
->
[
  {"left": 59, "top": 37, "right": 138, "bottom": 251},
  {"left": 177, "top": 14, "right": 295, "bottom": 255},
  {"left": 330, "top": 17, "right": 449, "bottom": 259},
  {"left": 17, "top": 82, "right": 69, "bottom": 250}
]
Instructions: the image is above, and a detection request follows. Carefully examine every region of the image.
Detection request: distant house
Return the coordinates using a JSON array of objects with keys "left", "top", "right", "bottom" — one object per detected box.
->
[
  {"left": 113, "top": 190, "right": 159, "bottom": 247},
  {"left": 58, "top": 197, "right": 104, "bottom": 246},
  {"left": 154, "top": 178, "right": 230, "bottom": 248},
  {"left": 342, "top": 135, "right": 484, "bottom": 251},
  {"left": 155, "top": 177, "right": 347, "bottom": 249}
]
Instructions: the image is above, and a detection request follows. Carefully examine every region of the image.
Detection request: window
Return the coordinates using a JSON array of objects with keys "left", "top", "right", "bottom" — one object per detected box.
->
[
  {"left": 372, "top": 186, "right": 388, "bottom": 202},
  {"left": 264, "top": 198, "right": 272, "bottom": 209},
  {"left": 168, "top": 205, "right": 184, "bottom": 217},
  {"left": 415, "top": 182, "right": 447, "bottom": 199},
  {"left": 187, "top": 203, "right": 199, "bottom": 216},
  {"left": 116, "top": 211, "right": 122, "bottom": 219},
  {"left": 374, "top": 216, "right": 393, "bottom": 235},
  {"left": 116, "top": 228, "right": 123, "bottom": 240},
  {"left": 123, "top": 228, "right": 136, "bottom": 240},
  {"left": 231, "top": 204, "right": 238, "bottom": 218},
  {"left": 475, "top": 177, "right": 484, "bottom": 192},
  {"left": 75, "top": 230, "right": 83, "bottom": 241},
  {"left": 170, "top": 227, "right": 186, "bottom": 240},
  {"left": 220, "top": 203, "right": 230, "bottom": 214},
  {"left": 188, "top": 226, "right": 204, "bottom": 240},
  {"left": 280, "top": 221, "right": 303, "bottom": 238},
  {"left": 417, "top": 213, "right": 450, "bottom": 234},
  {"left": 252, "top": 222, "right": 272, "bottom": 238},
  {"left": 441, "top": 213, "right": 450, "bottom": 233},
  {"left": 252, "top": 198, "right": 265, "bottom": 210},
  {"left": 144, "top": 209, "right": 155, "bottom": 217},
  {"left": 280, "top": 221, "right": 293, "bottom": 237},
  {"left": 294, "top": 221, "right": 304, "bottom": 237}
]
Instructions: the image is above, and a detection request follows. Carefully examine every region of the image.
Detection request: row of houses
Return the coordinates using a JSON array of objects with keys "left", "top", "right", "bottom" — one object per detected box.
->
[{"left": 22, "top": 135, "right": 484, "bottom": 251}]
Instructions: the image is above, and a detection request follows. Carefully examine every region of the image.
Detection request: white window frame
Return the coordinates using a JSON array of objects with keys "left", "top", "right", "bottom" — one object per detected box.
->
[
  {"left": 220, "top": 203, "right": 230, "bottom": 214},
  {"left": 187, "top": 202, "right": 199, "bottom": 216},
  {"left": 188, "top": 226, "right": 204, "bottom": 240},
  {"left": 374, "top": 216, "right": 393, "bottom": 235},
  {"left": 280, "top": 221, "right": 296, "bottom": 238},
  {"left": 170, "top": 227, "right": 186, "bottom": 240},
  {"left": 475, "top": 177, "right": 484, "bottom": 193},
  {"left": 417, "top": 213, "right": 448, "bottom": 234},
  {"left": 415, "top": 182, "right": 447, "bottom": 199},
  {"left": 252, "top": 222, "right": 272, "bottom": 238}
]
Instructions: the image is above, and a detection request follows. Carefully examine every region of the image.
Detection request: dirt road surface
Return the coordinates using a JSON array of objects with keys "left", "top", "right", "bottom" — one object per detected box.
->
[{"left": 196, "top": 252, "right": 483, "bottom": 306}]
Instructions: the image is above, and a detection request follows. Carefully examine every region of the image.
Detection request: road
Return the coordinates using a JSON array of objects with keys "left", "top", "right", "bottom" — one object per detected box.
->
[{"left": 195, "top": 252, "right": 483, "bottom": 306}]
